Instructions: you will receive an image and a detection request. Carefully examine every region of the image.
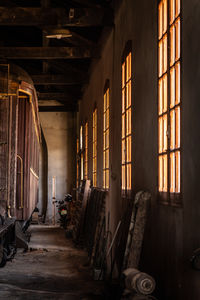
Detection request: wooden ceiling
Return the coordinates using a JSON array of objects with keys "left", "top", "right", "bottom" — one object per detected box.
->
[{"left": 0, "top": 0, "right": 113, "bottom": 111}]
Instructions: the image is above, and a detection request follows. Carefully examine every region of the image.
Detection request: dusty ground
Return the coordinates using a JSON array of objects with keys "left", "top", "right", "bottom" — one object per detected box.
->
[{"left": 0, "top": 225, "right": 105, "bottom": 300}]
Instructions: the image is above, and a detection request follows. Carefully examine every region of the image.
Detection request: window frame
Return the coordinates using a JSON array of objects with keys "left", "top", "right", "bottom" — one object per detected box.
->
[
  {"left": 157, "top": 0, "right": 182, "bottom": 206},
  {"left": 84, "top": 121, "right": 88, "bottom": 180},
  {"left": 121, "top": 41, "right": 132, "bottom": 199},
  {"left": 93, "top": 108, "right": 97, "bottom": 187},
  {"left": 103, "top": 81, "right": 110, "bottom": 190}
]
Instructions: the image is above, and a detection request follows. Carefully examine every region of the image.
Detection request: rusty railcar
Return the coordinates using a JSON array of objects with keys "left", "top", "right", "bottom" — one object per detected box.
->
[{"left": 0, "top": 64, "right": 41, "bottom": 220}]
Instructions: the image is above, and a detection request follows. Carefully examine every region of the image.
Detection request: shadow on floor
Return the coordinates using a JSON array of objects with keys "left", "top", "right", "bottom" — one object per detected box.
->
[{"left": 0, "top": 225, "right": 105, "bottom": 300}]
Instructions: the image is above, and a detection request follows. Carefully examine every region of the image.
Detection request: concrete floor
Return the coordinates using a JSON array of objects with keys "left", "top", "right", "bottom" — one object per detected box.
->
[{"left": 0, "top": 225, "right": 104, "bottom": 300}]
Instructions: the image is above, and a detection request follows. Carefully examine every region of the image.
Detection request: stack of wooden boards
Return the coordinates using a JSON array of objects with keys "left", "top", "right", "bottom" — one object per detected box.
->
[
  {"left": 70, "top": 182, "right": 156, "bottom": 297},
  {"left": 71, "top": 180, "right": 107, "bottom": 270}
]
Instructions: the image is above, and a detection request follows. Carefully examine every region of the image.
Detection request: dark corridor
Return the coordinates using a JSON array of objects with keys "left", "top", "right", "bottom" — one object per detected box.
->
[{"left": 0, "top": 0, "right": 200, "bottom": 299}]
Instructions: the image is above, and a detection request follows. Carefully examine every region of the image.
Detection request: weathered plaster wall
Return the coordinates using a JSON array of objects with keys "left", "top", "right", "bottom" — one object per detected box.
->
[
  {"left": 39, "top": 112, "right": 76, "bottom": 223},
  {"left": 78, "top": 0, "right": 200, "bottom": 299}
]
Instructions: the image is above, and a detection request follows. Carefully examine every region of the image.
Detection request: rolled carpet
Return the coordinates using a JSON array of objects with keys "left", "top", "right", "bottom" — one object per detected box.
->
[{"left": 123, "top": 268, "right": 156, "bottom": 295}]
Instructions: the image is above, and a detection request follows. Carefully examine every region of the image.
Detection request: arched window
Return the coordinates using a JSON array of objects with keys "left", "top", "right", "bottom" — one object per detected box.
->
[
  {"left": 121, "top": 42, "right": 132, "bottom": 196},
  {"left": 103, "top": 80, "right": 110, "bottom": 189},
  {"left": 158, "top": 0, "right": 181, "bottom": 204}
]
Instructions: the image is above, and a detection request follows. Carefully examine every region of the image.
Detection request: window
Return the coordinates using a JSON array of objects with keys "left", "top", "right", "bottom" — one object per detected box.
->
[
  {"left": 80, "top": 126, "right": 84, "bottom": 180},
  {"left": 93, "top": 108, "right": 97, "bottom": 186},
  {"left": 76, "top": 138, "right": 79, "bottom": 188},
  {"left": 80, "top": 126, "right": 83, "bottom": 150},
  {"left": 84, "top": 122, "right": 88, "bottom": 179},
  {"left": 122, "top": 49, "right": 132, "bottom": 193},
  {"left": 103, "top": 86, "right": 110, "bottom": 189},
  {"left": 158, "top": 0, "right": 181, "bottom": 202}
]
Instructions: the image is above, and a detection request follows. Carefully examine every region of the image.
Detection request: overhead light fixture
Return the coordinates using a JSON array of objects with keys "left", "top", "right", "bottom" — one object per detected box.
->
[{"left": 46, "top": 34, "right": 72, "bottom": 39}]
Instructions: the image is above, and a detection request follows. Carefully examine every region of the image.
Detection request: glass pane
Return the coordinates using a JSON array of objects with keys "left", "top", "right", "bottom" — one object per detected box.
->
[
  {"left": 175, "top": 106, "right": 180, "bottom": 148},
  {"left": 106, "top": 131, "right": 109, "bottom": 149},
  {"left": 93, "top": 173, "right": 97, "bottom": 187},
  {"left": 103, "top": 150, "right": 105, "bottom": 169},
  {"left": 175, "top": 0, "right": 180, "bottom": 17},
  {"left": 163, "top": 154, "right": 168, "bottom": 192},
  {"left": 122, "top": 88, "right": 125, "bottom": 113},
  {"left": 175, "top": 18, "right": 180, "bottom": 61},
  {"left": 122, "top": 63, "right": 125, "bottom": 88},
  {"left": 126, "top": 135, "right": 131, "bottom": 163},
  {"left": 106, "top": 169, "right": 109, "bottom": 189},
  {"left": 163, "top": 114, "right": 168, "bottom": 152},
  {"left": 126, "top": 108, "right": 131, "bottom": 135},
  {"left": 122, "top": 139, "right": 125, "bottom": 164},
  {"left": 175, "top": 150, "right": 180, "bottom": 193},
  {"left": 104, "top": 94, "right": 106, "bottom": 112},
  {"left": 159, "top": 117, "right": 163, "bottom": 153},
  {"left": 103, "top": 132, "right": 106, "bottom": 150},
  {"left": 106, "top": 149, "right": 109, "bottom": 169},
  {"left": 170, "top": 25, "right": 175, "bottom": 66},
  {"left": 170, "top": 0, "right": 175, "bottom": 24},
  {"left": 175, "top": 62, "right": 180, "bottom": 104},
  {"left": 122, "top": 114, "right": 125, "bottom": 138},
  {"left": 163, "top": 0, "right": 168, "bottom": 34},
  {"left": 163, "top": 34, "right": 168, "bottom": 74},
  {"left": 126, "top": 80, "right": 131, "bottom": 108},
  {"left": 122, "top": 165, "right": 125, "bottom": 190},
  {"left": 170, "top": 67, "right": 175, "bottom": 108},
  {"left": 158, "top": 1, "right": 163, "bottom": 39},
  {"left": 126, "top": 55, "right": 129, "bottom": 82},
  {"left": 158, "top": 78, "right": 163, "bottom": 115},
  {"left": 158, "top": 40, "right": 163, "bottom": 77},
  {"left": 170, "top": 152, "right": 175, "bottom": 192},
  {"left": 107, "top": 89, "right": 109, "bottom": 109},
  {"left": 163, "top": 74, "right": 168, "bottom": 113},
  {"left": 126, "top": 52, "right": 131, "bottom": 81},
  {"left": 80, "top": 126, "right": 83, "bottom": 149},
  {"left": 170, "top": 109, "right": 175, "bottom": 150},
  {"left": 159, "top": 155, "right": 163, "bottom": 192},
  {"left": 127, "top": 163, "right": 131, "bottom": 190},
  {"left": 106, "top": 109, "right": 109, "bottom": 129}
]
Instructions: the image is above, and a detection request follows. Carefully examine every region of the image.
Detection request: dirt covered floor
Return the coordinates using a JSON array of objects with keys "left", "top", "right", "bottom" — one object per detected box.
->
[{"left": 0, "top": 225, "right": 105, "bottom": 300}]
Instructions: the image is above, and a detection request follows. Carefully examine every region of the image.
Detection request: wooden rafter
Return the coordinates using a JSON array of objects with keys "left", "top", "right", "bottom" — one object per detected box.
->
[
  {"left": 32, "top": 74, "right": 87, "bottom": 85},
  {"left": 0, "top": 47, "right": 97, "bottom": 59},
  {"left": 0, "top": 7, "right": 113, "bottom": 27},
  {"left": 37, "top": 92, "right": 78, "bottom": 101},
  {"left": 39, "top": 105, "right": 77, "bottom": 112}
]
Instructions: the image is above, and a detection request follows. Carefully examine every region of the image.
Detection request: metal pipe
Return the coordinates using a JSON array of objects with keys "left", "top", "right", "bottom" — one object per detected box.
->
[{"left": 17, "top": 155, "right": 23, "bottom": 209}]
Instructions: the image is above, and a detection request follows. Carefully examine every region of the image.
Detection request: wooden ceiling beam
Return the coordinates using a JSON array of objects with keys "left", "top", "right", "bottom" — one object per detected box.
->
[
  {"left": 0, "top": 7, "right": 113, "bottom": 26},
  {"left": 0, "top": 47, "right": 97, "bottom": 59},
  {"left": 32, "top": 74, "right": 87, "bottom": 85},
  {"left": 39, "top": 105, "right": 77, "bottom": 112},
  {"left": 37, "top": 92, "right": 78, "bottom": 102},
  {"left": 69, "top": 0, "right": 103, "bottom": 8}
]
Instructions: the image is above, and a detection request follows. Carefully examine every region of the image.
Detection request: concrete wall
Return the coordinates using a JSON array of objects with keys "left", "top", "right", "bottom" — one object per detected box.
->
[
  {"left": 39, "top": 112, "right": 76, "bottom": 223},
  {"left": 78, "top": 0, "right": 200, "bottom": 299}
]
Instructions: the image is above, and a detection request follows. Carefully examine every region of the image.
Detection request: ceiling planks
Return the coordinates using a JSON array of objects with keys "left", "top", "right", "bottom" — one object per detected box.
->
[
  {"left": 32, "top": 74, "right": 87, "bottom": 85},
  {"left": 0, "top": 1, "right": 113, "bottom": 111},
  {"left": 0, "top": 47, "right": 98, "bottom": 59},
  {"left": 0, "top": 7, "right": 113, "bottom": 27}
]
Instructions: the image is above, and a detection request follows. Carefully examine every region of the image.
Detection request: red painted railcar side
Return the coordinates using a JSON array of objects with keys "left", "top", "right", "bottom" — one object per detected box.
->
[{"left": 0, "top": 66, "right": 41, "bottom": 220}]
